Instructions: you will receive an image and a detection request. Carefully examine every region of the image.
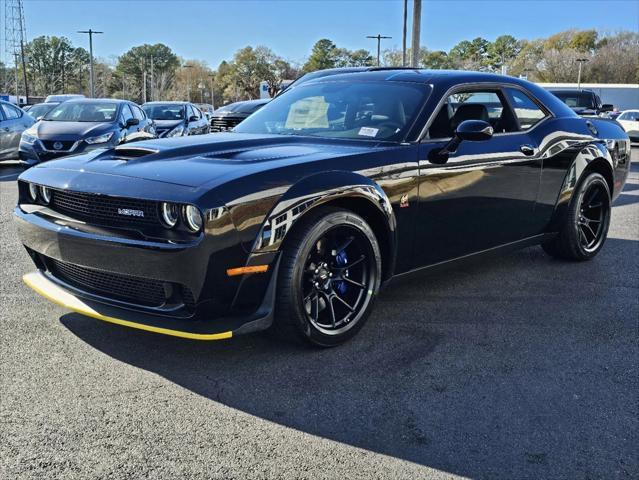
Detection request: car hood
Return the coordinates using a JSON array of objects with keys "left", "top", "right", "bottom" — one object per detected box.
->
[
  {"left": 27, "top": 133, "right": 385, "bottom": 188},
  {"left": 32, "top": 120, "right": 116, "bottom": 140},
  {"left": 153, "top": 119, "right": 184, "bottom": 129}
]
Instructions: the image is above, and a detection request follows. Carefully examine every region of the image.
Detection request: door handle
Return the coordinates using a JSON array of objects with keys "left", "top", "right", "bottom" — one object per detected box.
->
[{"left": 520, "top": 144, "right": 535, "bottom": 156}]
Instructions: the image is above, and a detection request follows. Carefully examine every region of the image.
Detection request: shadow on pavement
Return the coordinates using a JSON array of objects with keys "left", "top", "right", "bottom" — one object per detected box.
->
[
  {"left": 61, "top": 238, "right": 639, "bottom": 479},
  {"left": 0, "top": 162, "right": 27, "bottom": 182}
]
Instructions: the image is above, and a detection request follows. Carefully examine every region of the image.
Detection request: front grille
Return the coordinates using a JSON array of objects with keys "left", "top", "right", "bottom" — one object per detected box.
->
[
  {"left": 41, "top": 140, "right": 76, "bottom": 151},
  {"left": 210, "top": 116, "right": 244, "bottom": 132},
  {"left": 50, "top": 189, "right": 159, "bottom": 227},
  {"left": 48, "top": 258, "right": 167, "bottom": 307}
]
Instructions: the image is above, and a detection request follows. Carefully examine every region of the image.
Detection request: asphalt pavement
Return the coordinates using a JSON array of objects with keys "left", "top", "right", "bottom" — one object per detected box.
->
[{"left": 1, "top": 151, "right": 637, "bottom": 480}]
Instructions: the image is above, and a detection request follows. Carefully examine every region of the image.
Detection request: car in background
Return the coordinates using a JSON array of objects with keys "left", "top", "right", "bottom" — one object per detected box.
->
[
  {"left": 0, "top": 99, "right": 35, "bottom": 162},
  {"left": 209, "top": 99, "right": 269, "bottom": 132},
  {"left": 142, "top": 101, "right": 210, "bottom": 138},
  {"left": 25, "top": 102, "right": 59, "bottom": 120},
  {"left": 547, "top": 89, "right": 613, "bottom": 116},
  {"left": 19, "top": 99, "right": 155, "bottom": 164},
  {"left": 195, "top": 103, "right": 215, "bottom": 121},
  {"left": 44, "top": 94, "right": 85, "bottom": 103},
  {"left": 616, "top": 109, "right": 639, "bottom": 141}
]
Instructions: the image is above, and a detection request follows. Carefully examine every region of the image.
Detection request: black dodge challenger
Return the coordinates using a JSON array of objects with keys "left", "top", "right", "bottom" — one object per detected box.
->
[{"left": 15, "top": 70, "right": 631, "bottom": 346}]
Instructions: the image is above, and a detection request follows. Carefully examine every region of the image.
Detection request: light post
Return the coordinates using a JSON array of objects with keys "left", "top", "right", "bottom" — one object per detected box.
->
[
  {"left": 183, "top": 64, "right": 194, "bottom": 101},
  {"left": 198, "top": 81, "right": 205, "bottom": 103},
  {"left": 77, "top": 29, "right": 103, "bottom": 97},
  {"left": 576, "top": 58, "right": 589, "bottom": 90},
  {"left": 208, "top": 74, "right": 215, "bottom": 109},
  {"left": 366, "top": 34, "right": 392, "bottom": 67}
]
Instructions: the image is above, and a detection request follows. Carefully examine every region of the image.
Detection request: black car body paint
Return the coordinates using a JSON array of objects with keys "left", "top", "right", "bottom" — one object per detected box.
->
[{"left": 15, "top": 70, "right": 631, "bottom": 340}]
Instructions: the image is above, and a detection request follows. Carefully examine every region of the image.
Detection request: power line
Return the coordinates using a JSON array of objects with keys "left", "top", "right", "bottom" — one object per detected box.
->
[
  {"left": 77, "top": 29, "right": 103, "bottom": 98},
  {"left": 366, "top": 34, "right": 392, "bottom": 67}
]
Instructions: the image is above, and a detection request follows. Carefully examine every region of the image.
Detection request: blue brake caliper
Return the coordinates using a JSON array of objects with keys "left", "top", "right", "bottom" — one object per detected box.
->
[{"left": 334, "top": 249, "right": 348, "bottom": 295}]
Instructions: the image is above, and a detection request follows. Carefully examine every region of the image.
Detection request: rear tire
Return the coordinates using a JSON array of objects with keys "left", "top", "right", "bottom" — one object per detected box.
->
[
  {"left": 542, "top": 172, "right": 611, "bottom": 261},
  {"left": 274, "top": 207, "right": 382, "bottom": 347}
]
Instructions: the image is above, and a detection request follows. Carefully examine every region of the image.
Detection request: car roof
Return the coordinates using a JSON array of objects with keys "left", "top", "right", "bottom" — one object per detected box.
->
[
  {"left": 143, "top": 101, "right": 189, "bottom": 105},
  {"left": 547, "top": 88, "right": 594, "bottom": 94},
  {"left": 62, "top": 98, "right": 130, "bottom": 104}
]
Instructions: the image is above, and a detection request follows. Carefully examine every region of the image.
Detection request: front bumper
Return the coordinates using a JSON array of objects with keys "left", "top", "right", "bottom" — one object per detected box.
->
[
  {"left": 23, "top": 269, "right": 276, "bottom": 340},
  {"left": 19, "top": 138, "right": 111, "bottom": 163},
  {"left": 15, "top": 204, "right": 278, "bottom": 339}
]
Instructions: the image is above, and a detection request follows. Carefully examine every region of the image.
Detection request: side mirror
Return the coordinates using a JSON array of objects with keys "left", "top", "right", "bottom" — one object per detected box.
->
[
  {"left": 188, "top": 115, "right": 198, "bottom": 122},
  {"left": 125, "top": 118, "right": 139, "bottom": 127},
  {"left": 600, "top": 104, "right": 614, "bottom": 113},
  {"left": 429, "top": 119, "right": 494, "bottom": 164}
]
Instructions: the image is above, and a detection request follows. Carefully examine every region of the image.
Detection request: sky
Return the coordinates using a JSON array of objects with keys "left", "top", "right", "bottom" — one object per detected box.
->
[{"left": 13, "top": 0, "right": 639, "bottom": 68}]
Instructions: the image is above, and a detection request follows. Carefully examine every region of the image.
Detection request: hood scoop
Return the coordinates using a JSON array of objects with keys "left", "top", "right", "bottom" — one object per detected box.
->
[
  {"left": 203, "top": 145, "right": 321, "bottom": 163},
  {"left": 113, "top": 146, "right": 159, "bottom": 160}
]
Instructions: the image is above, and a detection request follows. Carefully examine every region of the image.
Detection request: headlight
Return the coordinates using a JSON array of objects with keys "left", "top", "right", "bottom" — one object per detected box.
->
[
  {"left": 40, "top": 186, "right": 51, "bottom": 204},
  {"left": 22, "top": 132, "right": 38, "bottom": 145},
  {"left": 28, "top": 183, "right": 39, "bottom": 201},
  {"left": 166, "top": 125, "right": 185, "bottom": 138},
  {"left": 183, "top": 205, "right": 203, "bottom": 232},
  {"left": 85, "top": 132, "right": 114, "bottom": 144},
  {"left": 160, "top": 202, "right": 179, "bottom": 228}
]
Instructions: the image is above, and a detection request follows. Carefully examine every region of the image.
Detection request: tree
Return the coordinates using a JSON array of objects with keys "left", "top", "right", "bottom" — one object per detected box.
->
[
  {"left": 486, "top": 35, "right": 521, "bottom": 71},
  {"left": 115, "top": 43, "right": 180, "bottom": 102},
  {"left": 420, "top": 50, "right": 455, "bottom": 69},
  {"left": 303, "top": 39, "right": 338, "bottom": 72},
  {"left": 569, "top": 30, "right": 598, "bottom": 52},
  {"left": 24, "top": 36, "right": 90, "bottom": 96}
]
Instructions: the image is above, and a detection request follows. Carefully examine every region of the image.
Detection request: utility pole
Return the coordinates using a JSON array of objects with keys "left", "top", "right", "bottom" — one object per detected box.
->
[
  {"left": 411, "top": 0, "right": 422, "bottom": 68},
  {"left": 142, "top": 71, "right": 147, "bottom": 103},
  {"left": 5, "top": 0, "right": 29, "bottom": 102},
  {"left": 77, "top": 29, "right": 103, "bottom": 98},
  {"left": 576, "top": 58, "right": 589, "bottom": 90},
  {"left": 184, "top": 64, "right": 194, "bottom": 101},
  {"left": 208, "top": 74, "right": 215, "bottom": 108},
  {"left": 366, "top": 34, "right": 392, "bottom": 67},
  {"left": 150, "top": 57, "right": 154, "bottom": 101},
  {"left": 402, "top": 0, "right": 408, "bottom": 66}
]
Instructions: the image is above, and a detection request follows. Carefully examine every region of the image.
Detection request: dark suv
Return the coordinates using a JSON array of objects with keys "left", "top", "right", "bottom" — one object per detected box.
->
[
  {"left": 547, "top": 89, "right": 613, "bottom": 116},
  {"left": 19, "top": 99, "right": 156, "bottom": 164}
]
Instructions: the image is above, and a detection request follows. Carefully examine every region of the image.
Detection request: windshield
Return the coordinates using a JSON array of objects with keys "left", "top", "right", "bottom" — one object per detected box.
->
[
  {"left": 215, "top": 101, "right": 267, "bottom": 115},
  {"left": 234, "top": 81, "right": 429, "bottom": 141},
  {"left": 43, "top": 102, "right": 118, "bottom": 122},
  {"left": 142, "top": 104, "right": 185, "bottom": 120},
  {"left": 27, "top": 103, "right": 57, "bottom": 119},
  {"left": 551, "top": 91, "right": 595, "bottom": 109}
]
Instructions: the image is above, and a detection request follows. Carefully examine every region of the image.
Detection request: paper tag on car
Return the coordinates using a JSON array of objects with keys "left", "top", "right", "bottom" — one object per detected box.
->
[{"left": 358, "top": 127, "right": 379, "bottom": 137}]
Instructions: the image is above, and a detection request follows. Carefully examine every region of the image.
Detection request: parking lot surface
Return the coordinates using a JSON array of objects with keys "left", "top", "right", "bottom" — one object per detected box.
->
[{"left": 1, "top": 151, "right": 638, "bottom": 480}]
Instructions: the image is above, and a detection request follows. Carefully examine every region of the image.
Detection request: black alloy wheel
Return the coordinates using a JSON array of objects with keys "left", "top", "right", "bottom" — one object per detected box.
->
[
  {"left": 542, "top": 172, "right": 611, "bottom": 261},
  {"left": 275, "top": 208, "right": 381, "bottom": 346}
]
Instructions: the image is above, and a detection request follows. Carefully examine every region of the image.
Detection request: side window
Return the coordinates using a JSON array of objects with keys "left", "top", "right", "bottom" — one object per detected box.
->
[
  {"left": 428, "top": 89, "right": 517, "bottom": 139},
  {"left": 1, "top": 103, "right": 21, "bottom": 120},
  {"left": 504, "top": 88, "right": 548, "bottom": 131},
  {"left": 193, "top": 106, "right": 202, "bottom": 119},
  {"left": 131, "top": 105, "right": 145, "bottom": 121},
  {"left": 120, "top": 104, "right": 134, "bottom": 124}
]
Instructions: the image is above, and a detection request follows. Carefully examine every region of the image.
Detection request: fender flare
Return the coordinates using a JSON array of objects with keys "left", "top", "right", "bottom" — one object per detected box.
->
[
  {"left": 249, "top": 170, "right": 398, "bottom": 275},
  {"left": 547, "top": 141, "right": 614, "bottom": 232}
]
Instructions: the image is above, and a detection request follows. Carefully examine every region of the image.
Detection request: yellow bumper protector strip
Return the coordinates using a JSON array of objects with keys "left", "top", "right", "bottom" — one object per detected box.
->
[{"left": 23, "top": 272, "right": 232, "bottom": 341}]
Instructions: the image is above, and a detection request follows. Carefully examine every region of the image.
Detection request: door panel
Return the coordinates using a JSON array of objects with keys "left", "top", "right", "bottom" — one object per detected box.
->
[{"left": 416, "top": 133, "right": 542, "bottom": 267}]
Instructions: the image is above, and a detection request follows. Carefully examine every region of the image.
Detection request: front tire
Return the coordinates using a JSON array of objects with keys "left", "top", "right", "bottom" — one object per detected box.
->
[
  {"left": 274, "top": 208, "right": 382, "bottom": 347},
  {"left": 542, "top": 172, "right": 611, "bottom": 261}
]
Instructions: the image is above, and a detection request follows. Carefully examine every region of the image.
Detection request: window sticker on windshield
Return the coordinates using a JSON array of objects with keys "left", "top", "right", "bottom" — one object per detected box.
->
[
  {"left": 285, "top": 96, "right": 329, "bottom": 129},
  {"left": 358, "top": 127, "right": 378, "bottom": 137}
]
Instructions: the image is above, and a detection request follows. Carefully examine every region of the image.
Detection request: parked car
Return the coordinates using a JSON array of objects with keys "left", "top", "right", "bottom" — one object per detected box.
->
[
  {"left": 547, "top": 88, "right": 613, "bottom": 116},
  {"left": 195, "top": 103, "right": 215, "bottom": 121},
  {"left": 142, "top": 101, "right": 210, "bottom": 137},
  {"left": 15, "top": 70, "right": 631, "bottom": 346},
  {"left": 616, "top": 109, "right": 639, "bottom": 141},
  {"left": 209, "top": 99, "right": 269, "bottom": 132},
  {"left": 44, "top": 94, "right": 85, "bottom": 103},
  {"left": 19, "top": 98, "right": 155, "bottom": 164},
  {"left": 25, "top": 102, "right": 59, "bottom": 120},
  {"left": 0, "top": 99, "right": 35, "bottom": 161}
]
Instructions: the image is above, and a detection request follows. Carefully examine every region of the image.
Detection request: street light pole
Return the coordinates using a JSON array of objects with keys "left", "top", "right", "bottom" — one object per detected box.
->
[
  {"left": 77, "top": 29, "right": 103, "bottom": 98},
  {"left": 183, "top": 64, "right": 194, "bottom": 101},
  {"left": 576, "top": 58, "right": 589, "bottom": 90},
  {"left": 402, "top": 0, "right": 408, "bottom": 66},
  {"left": 366, "top": 34, "right": 392, "bottom": 66},
  {"left": 411, "top": 0, "right": 422, "bottom": 68}
]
